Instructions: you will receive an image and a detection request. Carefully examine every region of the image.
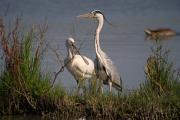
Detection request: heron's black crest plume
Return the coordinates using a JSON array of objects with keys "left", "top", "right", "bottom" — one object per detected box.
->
[
  {"left": 91, "top": 10, "right": 103, "bottom": 15},
  {"left": 92, "top": 10, "right": 114, "bottom": 27}
]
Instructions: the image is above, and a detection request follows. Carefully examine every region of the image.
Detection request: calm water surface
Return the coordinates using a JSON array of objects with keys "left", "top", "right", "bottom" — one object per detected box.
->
[{"left": 0, "top": 0, "right": 180, "bottom": 90}]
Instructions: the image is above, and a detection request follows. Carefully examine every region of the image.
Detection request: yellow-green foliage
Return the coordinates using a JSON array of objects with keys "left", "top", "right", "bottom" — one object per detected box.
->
[{"left": 145, "top": 39, "right": 175, "bottom": 94}]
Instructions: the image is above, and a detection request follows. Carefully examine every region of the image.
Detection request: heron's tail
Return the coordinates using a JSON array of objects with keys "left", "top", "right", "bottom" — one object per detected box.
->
[{"left": 112, "top": 81, "right": 122, "bottom": 91}]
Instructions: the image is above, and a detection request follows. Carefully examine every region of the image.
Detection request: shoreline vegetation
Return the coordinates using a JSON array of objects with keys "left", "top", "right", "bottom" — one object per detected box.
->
[{"left": 0, "top": 18, "right": 180, "bottom": 119}]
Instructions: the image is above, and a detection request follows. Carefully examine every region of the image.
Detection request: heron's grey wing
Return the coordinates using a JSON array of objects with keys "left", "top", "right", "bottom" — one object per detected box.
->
[{"left": 103, "top": 54, "right": 122, "bottom": 85}]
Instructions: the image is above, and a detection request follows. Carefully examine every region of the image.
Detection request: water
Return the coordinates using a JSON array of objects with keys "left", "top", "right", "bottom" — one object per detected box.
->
[
  {"left": 0, "top": 0, "right": 180, "bottom": 90},
  {"left": 0, "top": 115, "right": 42, "bottom": 120}
]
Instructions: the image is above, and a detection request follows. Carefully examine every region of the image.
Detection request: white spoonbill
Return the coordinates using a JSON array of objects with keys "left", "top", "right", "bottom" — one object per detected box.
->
[{"left": 64, "top": 37, "right": 95, "bottom": 93}]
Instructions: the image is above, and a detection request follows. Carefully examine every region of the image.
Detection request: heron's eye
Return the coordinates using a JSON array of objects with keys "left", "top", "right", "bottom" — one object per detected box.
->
[
  {"left": 93, "top": 12, "right": 96, "bottom": 16},
  {"left": 91, "top": 11, "right": 96, "bottom": 16}
]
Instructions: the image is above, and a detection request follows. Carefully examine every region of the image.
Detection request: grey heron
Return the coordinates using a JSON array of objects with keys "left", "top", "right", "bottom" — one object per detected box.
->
[
  {"left": 64, "top": 37, "right": 95, "bottom": 93},
  {"left": 77, "top": 10, "right": 122, "bottom": 93}
]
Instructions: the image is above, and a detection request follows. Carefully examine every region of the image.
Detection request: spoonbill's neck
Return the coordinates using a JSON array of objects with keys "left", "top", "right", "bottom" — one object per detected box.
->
[{"left": 67, "top": 46, "right": 73, "bottom": 59}]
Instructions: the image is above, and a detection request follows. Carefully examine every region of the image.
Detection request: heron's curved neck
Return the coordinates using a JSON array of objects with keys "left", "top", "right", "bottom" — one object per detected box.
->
[{"left": 95, "top": 16, "right": 104, "bottom": 56}]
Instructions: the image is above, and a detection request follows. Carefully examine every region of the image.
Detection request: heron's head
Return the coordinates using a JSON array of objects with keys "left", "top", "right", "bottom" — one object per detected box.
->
[
  {"left": 77, "top": 10, "right": 113, "bottom": 26},
  {"left": 77, "top": 10, "right": 104, "bottom": 20}
]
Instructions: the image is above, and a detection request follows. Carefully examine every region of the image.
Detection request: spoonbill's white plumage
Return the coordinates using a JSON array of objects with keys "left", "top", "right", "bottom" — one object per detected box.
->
[{"left": 64, "top": 37, "right": 95, "bottom": 93}]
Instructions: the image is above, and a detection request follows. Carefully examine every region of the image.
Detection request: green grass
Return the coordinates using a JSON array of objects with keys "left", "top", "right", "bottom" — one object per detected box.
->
[
  {"left": 0, "top": 18, "right": 66, "bottom": 114},
  {"left": 0, "top": 18, "right": 180, "bottom": 119}
]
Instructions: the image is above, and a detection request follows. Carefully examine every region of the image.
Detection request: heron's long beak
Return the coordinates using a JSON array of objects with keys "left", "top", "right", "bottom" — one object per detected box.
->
[
  {"left": 77, "top": 13, "right": 94, "bottom": 18},
  {"left": 72, "top": 44, "right": 89, "bottom": 65}
]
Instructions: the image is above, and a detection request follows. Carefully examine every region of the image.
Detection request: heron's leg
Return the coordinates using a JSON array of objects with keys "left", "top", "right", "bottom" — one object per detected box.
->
[
  {"left": 93, "top": 74, "right": 99, "bottom": 93},
  {"left": 101, "top": 84, "right": 103, "bottom": 94},
  {"left": 99, "top": 80, "right": 103, "bottom": 94},
  {"left": 79, "top": 74, "right": 87, "bottom": 95},
  {"left": 76, "top": 81, "right": 80, "bottom": 95},
  {"left": 82, "top": 79, "right": 87, "bottom": 94},
  {"left": 89, "top": 75, "right": 94, "bottom": 93},
  {"left": 109, "top": 81, "right": 112, "bottom": 92},
  {"left": 88, "top": 78, "right": 91, "bottom": 89},
  {"left": 87, "top": 79, "right": 91, "bottom": 94}
]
